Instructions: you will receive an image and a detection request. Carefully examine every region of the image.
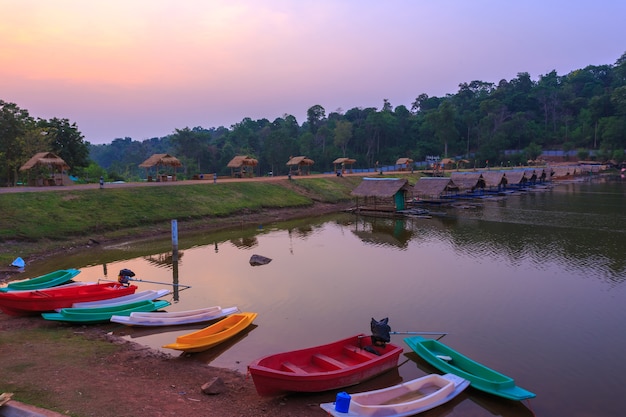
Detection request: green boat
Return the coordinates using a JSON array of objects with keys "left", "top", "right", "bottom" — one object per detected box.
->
[
  {"left": 404, "top": 336, "right": 536, "bottom": 401},
  {"left": 41, "top": 299, "right": 171, "bottom": 324},
  {"left": 0, "top": 269, "right": 81, "bottom": 292}
]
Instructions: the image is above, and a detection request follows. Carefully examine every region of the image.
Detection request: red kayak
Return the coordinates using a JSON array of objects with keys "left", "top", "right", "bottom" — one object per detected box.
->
[
  {"left": 0, "top": 283, "right": 137, "bottom": 316},
  {"left": 248, "top": 334, "right": 403, "bottom": 396}
]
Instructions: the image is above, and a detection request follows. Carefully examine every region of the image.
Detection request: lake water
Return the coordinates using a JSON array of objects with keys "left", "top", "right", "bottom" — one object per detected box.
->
[{"left": 23, "top": 175, "right": 626, "bottom": 417}]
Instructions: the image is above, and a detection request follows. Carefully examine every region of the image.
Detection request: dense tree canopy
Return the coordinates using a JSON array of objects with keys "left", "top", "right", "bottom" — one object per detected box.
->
[{"left": 2, "top": 52, "right": 625, "bottom": 185}]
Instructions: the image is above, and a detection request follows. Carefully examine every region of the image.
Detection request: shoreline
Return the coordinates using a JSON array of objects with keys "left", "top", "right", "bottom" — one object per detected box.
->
[{"left": 1, "top": 200, "right": 353, "bottom": 282}]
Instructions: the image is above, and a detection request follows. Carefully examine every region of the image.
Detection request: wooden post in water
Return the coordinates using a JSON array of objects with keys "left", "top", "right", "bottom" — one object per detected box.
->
[
  {"left": 171, "top": 219, "right": 178, "bottom": 249},
  {"left": 171, "top": 219, "right": 179, "bottom": 301}
]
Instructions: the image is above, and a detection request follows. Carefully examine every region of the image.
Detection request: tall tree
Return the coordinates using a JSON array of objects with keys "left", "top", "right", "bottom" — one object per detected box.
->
[
  {"left": 38, "top": 118, "right": 89, "bottom": 170},
  {"left": 333, "top": 120, "right": 353, "bottom": 157},
  {"left": 0, "top": 101, "right": 33, "bottom": 186},
  {"left": 306, "top": 105, "right": 326, "bottom": 134}
]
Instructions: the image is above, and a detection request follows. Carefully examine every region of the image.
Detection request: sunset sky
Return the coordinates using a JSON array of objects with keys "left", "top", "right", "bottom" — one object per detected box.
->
[{"left": 2, "top": 1, "right": 625, "bottom": 145}]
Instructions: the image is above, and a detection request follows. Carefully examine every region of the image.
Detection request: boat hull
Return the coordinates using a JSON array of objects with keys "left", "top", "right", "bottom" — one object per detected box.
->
[
  {"left": 111, "top": 306, "right": 239, "bottom": 326},
  {"left": 42, "top": 300, "right": 171, "bottom": 324},
  {"left": 248, "top": 334, "right": 403, "bottom": 397},
  {"left": 404, "top": 336, "right": 535, "bottom": 401},
  {"left": 0, "top": 283, "right": 137, "bottom": 316},
  {"left": 70, "top": 289, "right": 170, "bottom": 308},
  {"left": 162, "top": 312, "right": 257, "bottom": 352},
  {"left": 320, "top": 373, "right": 469, "bottom": 417},
  {"left": 0, "top": 269, "right": 81, "bottom": 292}
]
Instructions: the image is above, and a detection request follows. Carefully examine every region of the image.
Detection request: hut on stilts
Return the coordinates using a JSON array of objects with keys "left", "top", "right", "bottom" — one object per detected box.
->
[
  {"left": 139, "top": 154, "right": 182, "bottom": 182},
  {"left": 286, "top": 156, "right": 314, "bottom": 176},
  {"left": 350, "top": 177, "right": 412, "bottom": 213},
  {"left": 227, "top": 156, "right": 259, "bottom": 178}
]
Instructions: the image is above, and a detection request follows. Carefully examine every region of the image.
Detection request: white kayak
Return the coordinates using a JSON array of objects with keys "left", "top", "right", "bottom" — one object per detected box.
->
[
  {"left": 69, "top": 289, "right": 171, "bottom": 308},
  {"left": 320, "top": 373, "right": 469, "bottom": 417},
  {"left": 110, "top": 306, "right": 239, "bottom": 326}
]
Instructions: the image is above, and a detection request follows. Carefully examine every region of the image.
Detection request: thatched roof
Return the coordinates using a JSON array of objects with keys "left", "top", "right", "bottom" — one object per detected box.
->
[
  {"left": 351, "top": 178, "right": 411, "bottom": 198},
  {"left": 450, "top": 172, "right": 485, "bottom": 191},
  {"left": 227, "top": 155, "right": 259, "bottom": 168},
  {"left": 504, "top": 170, "right": 526, "bottom": 185},
  {"left": 138, "top": 154, "right": 182, "bottom": 168},
  {"left": 396, "top": 158, "right": 414, "bottom": 165},
  {"left": 19, "top": 152, "right": 69, "bottom": 171},
  {"left": 286, "top": 156, "right": 314, "bottom": 166},
  {"left": 480, "top": 171, "right": 507, "bottom": 187},
  {"left": 412, "top": 177, "right": 459, "bottom": 199},
  {"left": 552, "top": 166, "right": 576, "bottom": 177},
  {"left": 333, "top": 157, "right": 356, "bottom": 165}
]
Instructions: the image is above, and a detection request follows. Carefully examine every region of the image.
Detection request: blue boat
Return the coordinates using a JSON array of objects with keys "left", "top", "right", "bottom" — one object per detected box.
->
[{"left": 404, "top": 336, "right": 535, "bottom": 401}]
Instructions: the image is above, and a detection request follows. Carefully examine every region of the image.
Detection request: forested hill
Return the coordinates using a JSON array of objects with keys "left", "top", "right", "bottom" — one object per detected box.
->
[
  {"left": 2, "top": 52, "right": 625, "bottom": 186},
  {"left": 91, "top": 52, "right": 626, "bottom": 179}
]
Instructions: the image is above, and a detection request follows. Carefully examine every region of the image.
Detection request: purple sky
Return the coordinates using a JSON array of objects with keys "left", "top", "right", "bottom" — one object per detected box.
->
[{"left": 2, "top": 1, "right": 625, "bottom": 144}]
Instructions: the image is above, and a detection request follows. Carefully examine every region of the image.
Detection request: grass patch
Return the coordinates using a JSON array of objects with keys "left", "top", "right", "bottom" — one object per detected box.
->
[
  {"left": 0, "top": 177, "right": 358, "bottom": 264},
  {"left": 285, "top": 176, "right": 362, "bottom": 202}
]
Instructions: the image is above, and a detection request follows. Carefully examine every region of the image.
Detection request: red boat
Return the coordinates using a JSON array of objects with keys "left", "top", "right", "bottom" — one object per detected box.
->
[
  {"left": 0, "top": 283, "right": 137, "bottom": 316},
  {"left": 248, "top": 334, "right": 403, "bottom": 396}
]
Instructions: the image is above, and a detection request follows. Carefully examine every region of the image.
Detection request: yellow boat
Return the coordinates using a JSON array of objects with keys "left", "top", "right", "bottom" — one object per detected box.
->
[{"left": 162, "top": 312, "right": 257, "bottom": 353}]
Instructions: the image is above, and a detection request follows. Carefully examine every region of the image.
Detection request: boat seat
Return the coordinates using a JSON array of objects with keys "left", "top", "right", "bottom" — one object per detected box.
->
[
  {"left": 342, "top": 345, "right": 378, "bottom": 361},
  {"left": 281, "top": 361, "right": 307, "bottom": 374},
  {"left": 312, "top": 354, "right": 348, "bottom": 370}
]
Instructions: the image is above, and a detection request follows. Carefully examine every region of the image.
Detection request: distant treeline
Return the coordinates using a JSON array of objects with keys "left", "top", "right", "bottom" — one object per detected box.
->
[
  {"left": 2, "top": 52, "right": 625, "bottom": 185},
  {"left": 90, "top": 51, "right": 626, "bottom": 180}
]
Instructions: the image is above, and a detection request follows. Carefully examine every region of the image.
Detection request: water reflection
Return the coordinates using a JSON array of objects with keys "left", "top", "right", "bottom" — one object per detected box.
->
[{"left": 351, "top": 217, "right": 415, "bottom": 249}]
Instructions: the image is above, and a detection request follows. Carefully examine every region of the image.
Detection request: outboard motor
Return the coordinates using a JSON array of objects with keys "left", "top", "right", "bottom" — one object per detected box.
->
[
  {"left": 370, "top": 317, "right": 391, "bottom": 346},
  {"left": 117, "top": 268, "right": 136, "bottom": 286}
]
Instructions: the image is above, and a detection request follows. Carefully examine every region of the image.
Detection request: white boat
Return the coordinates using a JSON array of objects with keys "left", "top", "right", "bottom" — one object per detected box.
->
[
  {"left": 69, "top": 289, "right": 171, "bottom": 308},
  {"left": 130, "top": 305, "right": 221, "bottom": 318},
  {"left": 110, "top": 306, "right": 239, "bottom": 326},
  {"left": 320, "top": 373, "right": 469, "bottom": 417}
]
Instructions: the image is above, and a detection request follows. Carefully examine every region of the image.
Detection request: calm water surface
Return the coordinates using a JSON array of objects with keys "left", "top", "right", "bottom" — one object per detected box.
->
[{"left": 21, "top": 176, "right": 626, "bottom": 417}]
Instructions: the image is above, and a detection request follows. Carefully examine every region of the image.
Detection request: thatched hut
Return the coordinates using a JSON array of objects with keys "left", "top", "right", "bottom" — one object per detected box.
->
[
  {"left": 450, "top": 172, "right": 485, "bottom": 193},
  {"left": 139, "top": 154, "right": 182, "bottom": 181},
  {"left": 227, "top": 155, "right": 259, "bottom": 178},
  {"left": 551, "top": 165, "right": 577, "bottom": 180},
  {"left": 332, "top": 157, "right": 356, "bottom": 175},
  {"left": 480, "top": 171, "right": 507, "bottom": 191},
  {"left": 19, "top": 152, "right": 70, "bottom": 186},
  {"left": 524, "top": 169, "right": 538, "bottom": 185},
  {"left": 411, "top": 177, "right": 459, "bottom": 202},
  {"left": 395, "top": 158, "right": 414, "bottom": 171},
  {"left": 286, "top": 156, "right": 314, "bottom": 176},
  {"left": 351, "top": 178, "right": 412, "bottom": 212},
  {"left": 503, "top": 170, "right": 527, "bottom": 189},
  {"left": 440, "top": 158, "right": 456, "bottom": 170}
]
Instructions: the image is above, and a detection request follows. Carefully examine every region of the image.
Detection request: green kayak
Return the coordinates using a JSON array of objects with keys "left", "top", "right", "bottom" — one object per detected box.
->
[
  {"left": 404, "top": 336, "right": 536, "bottom": 401},
  {"left": 42, "top": 299, "right": 171, "bottom": 324},
  {"left": 0, "top": 269, "right": 81, "bottom": 292}
]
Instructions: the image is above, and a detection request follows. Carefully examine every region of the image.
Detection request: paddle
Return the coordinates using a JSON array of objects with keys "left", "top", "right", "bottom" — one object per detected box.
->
[
  {"left": 390, "top": 331, "right": 448, "bottom": 340},
  {"left": 98, "top": 277, "right": 192, "bottom": 290}
]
